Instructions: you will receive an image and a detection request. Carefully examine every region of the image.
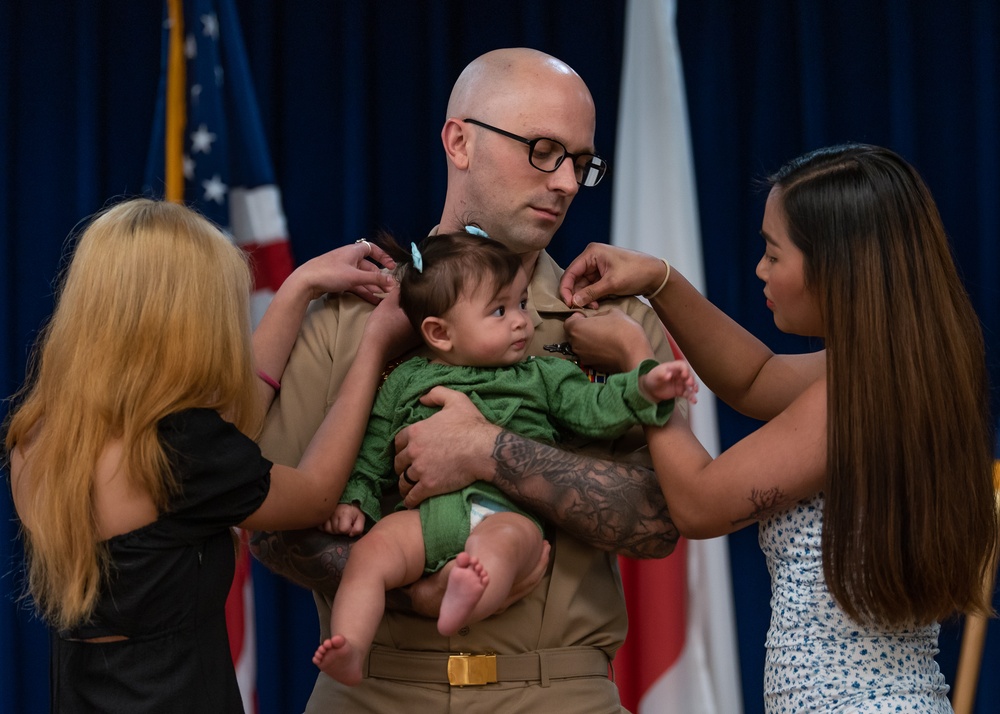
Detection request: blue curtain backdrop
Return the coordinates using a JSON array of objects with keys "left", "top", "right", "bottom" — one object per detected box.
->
[{"left": 2, "top": 2, "right": 998, "bottom": 713}]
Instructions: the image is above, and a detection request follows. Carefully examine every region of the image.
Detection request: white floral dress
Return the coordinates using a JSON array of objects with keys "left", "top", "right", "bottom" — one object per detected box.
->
[{"left": 759, "top": 494, "right": 952, "bottom": 712}]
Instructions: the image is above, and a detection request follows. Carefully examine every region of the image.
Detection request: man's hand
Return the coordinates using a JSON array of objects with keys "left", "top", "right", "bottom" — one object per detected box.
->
[{"left": 394, "top": 386, "right": 502, "bottom": 509}]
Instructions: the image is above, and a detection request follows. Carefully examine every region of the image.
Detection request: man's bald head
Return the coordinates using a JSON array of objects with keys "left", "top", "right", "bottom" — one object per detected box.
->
[{"left": 446, "top": 48, "right": 593, "bottom": 123}]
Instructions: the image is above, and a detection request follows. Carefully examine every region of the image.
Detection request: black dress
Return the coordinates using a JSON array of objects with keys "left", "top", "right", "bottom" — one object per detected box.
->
[{"left": 49, "top": 409, "right": 272, "bottom": 713}]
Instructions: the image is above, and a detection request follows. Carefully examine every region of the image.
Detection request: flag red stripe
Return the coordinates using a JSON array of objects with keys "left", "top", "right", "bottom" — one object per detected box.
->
[
  {"left": 225, "top": 532, "right": 252, "bottom": 663},
  {"left": 615, "top": 538, "right": 689, "bottom": 711},
  {"left": 243, "top": 240, "right": 295, "bottom": 293}
]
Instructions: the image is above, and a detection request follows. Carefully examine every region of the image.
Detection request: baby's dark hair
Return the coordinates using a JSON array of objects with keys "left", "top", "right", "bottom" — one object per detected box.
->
[{"left": 373, "top": 230, "right": 521, "bottom": 331}]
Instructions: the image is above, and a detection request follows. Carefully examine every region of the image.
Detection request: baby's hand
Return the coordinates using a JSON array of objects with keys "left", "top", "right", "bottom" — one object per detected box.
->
[
  {"left": 320, "top": 503, "right": 367, "bottom": 536},
  {"left": 640, "top": 360, "right": 699, "bottom": 404}
]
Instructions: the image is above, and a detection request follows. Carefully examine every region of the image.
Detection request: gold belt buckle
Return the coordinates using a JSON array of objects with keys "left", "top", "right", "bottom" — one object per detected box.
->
[{"left": 447, "top": 653, "right": 497, "bottom": 686}]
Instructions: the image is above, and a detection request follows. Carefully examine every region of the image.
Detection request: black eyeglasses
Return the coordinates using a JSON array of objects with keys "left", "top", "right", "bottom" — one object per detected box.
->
[{"left": 464, "top": 118, "right": 608, "bottom": 188}]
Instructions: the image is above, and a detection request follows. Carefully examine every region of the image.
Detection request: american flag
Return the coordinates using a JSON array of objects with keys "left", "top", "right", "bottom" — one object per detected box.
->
[
  {"left": 145, "top": 1, "right": 295, "bottom": 711},
  {"left": 145, "top": 0, "right": 294, "bottom": 324}
]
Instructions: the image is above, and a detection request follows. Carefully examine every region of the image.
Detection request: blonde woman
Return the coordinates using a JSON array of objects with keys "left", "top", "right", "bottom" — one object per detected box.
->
[
  {"left": 558, "top": 144, "right": 998, "bottom": 712},
  {"left": 4, "top": 198, "right": 405, "bottom": 713}
]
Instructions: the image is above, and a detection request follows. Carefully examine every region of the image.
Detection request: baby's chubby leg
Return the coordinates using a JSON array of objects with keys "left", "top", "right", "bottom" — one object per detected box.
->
[
  {"left": 315, "top": 509, "right": 426, "bottom": 685},
  {"left": 437, "top": 512, "right": 544, "bottom": 636}
]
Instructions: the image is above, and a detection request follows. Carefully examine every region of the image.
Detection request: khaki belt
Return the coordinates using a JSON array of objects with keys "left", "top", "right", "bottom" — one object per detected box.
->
[{"left": 364, "top": 645, "right": 611, "bottom": 687}]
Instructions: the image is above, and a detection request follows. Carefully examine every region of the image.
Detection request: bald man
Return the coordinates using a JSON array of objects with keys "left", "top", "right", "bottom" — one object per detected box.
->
[{"left": 253, "top": 48, "right": 679, "bottom": 713}]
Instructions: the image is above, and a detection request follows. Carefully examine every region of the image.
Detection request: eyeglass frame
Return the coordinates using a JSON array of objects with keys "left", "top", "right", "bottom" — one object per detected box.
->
[{"left": 463, "top": 118, "right": 608, "bottom": 188}]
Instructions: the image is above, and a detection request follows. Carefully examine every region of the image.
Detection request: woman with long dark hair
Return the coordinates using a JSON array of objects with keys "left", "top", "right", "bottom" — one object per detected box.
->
[{"left": 558, "top": 144, "right": 998, "bottom": 712}]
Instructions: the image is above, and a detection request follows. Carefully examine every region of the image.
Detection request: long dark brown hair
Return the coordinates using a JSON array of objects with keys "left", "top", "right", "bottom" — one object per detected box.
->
[{"left": 770, "top": 144, "right": 997, "bottom": 626}]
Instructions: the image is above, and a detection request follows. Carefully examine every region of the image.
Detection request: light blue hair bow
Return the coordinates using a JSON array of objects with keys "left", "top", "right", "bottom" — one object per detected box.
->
[
  {"left": 410, "top": 242, "right": 424, "bottom": 273},
  {"left": 464, "top": 225, "right": 489, "bottom": 239}
]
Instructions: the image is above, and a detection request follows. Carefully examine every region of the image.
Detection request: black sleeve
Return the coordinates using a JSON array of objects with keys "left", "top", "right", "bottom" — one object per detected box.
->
[{"left": 158, "top": 409, "right": 271, "bottom": 537}]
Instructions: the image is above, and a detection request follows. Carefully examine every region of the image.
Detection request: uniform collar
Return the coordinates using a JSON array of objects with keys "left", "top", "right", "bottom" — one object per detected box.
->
[{"left": 526, "top": 251, "right": 577, "bottom": 316}]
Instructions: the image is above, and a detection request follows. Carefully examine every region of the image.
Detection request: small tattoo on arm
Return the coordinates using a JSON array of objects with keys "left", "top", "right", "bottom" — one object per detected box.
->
[{"left": 733, "top": 486, "right": 787, "bottom": 527}]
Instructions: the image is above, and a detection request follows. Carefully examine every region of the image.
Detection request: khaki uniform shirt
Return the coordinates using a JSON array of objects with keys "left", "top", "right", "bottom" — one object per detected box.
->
[{"left": 260, "top": 251, "right": 674, "bottom": 713}]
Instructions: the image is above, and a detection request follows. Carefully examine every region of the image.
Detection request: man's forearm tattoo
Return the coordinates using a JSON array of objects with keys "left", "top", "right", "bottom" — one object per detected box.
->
[
  {"left": 490, "top": 431, "right": 678, "bottom": 559},
  {"left": 732, "top": 486, "right": 787, "bottom": 527},
  {"left": 249, "top": 529, "right": 352, "bottom": 597},
  {"left": 249, "top": 529, "right": 417, "bottom": 611}
]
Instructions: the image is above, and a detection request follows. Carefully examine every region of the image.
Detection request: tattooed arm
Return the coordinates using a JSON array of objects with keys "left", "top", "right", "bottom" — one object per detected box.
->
[
  {"left": 396, "top": 387, "right": 679, "bottom": 559},
  {"left": 489, "top": 431, "right": 678, "bottom": 558},
  {"left": 248, "top": 529, "right": 426, "bottom": 610},
  {"left": 248, "top": 529, "right": 351, "bottom": 598},
  {"left": 396, "top": 374, "right": 826, "bottom": 546},
  {"left": 248, "top": 525, "right": 551, "bottom": 615}
]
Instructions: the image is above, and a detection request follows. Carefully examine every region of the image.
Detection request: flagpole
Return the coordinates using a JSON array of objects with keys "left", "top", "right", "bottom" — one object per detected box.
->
[{"left": 165, "top": 0, "right": 185, "bottom": 203}]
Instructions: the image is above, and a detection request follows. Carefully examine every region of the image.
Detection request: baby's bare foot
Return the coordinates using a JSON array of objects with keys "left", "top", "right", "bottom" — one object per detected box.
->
[
  {"left": 438, "top": 552, "right": 490, "bottom": 636},
  {"left": 312, "top": 634, "right": 364, "bottom": 686}
]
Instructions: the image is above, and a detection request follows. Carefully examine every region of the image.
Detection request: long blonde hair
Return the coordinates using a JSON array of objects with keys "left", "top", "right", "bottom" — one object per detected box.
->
[
  {"left": 771, "top": 145, "right": 998, "bottom": 626},
  {"left": 4, "top": 198, "right": 263, "bottom": 630}
]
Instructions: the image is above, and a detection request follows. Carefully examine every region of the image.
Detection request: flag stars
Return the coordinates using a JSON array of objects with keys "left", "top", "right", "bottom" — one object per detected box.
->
[
  {"left": 190, "top": 123, "right": 216, "bottom": 154},
  {"left": 183, "top": 155, "right": 195, "bottom": 180},
  {"left": 185, "top": 33, "right": 197, "bottom": 59},
  {"left": 202, "top": 175, "right": 228, "bottom": 204},
  {"left": 201, "top": 13, "right": 219, "bottom": 40}
]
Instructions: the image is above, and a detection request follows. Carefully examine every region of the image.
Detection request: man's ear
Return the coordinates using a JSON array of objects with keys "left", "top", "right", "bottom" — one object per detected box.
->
[
  {"left": 421, "top": 316, "right": 453, "bottom": 352},
  {"left": 441, "top": 118, "right": 470, "bottom": 170}
]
